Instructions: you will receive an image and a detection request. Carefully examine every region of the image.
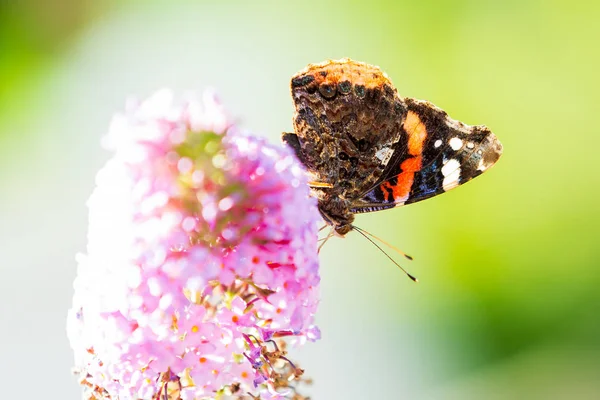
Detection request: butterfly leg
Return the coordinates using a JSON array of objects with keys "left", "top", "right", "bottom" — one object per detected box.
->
[{"left": 318, "top": 228, "right": 334, "bottom": 253}]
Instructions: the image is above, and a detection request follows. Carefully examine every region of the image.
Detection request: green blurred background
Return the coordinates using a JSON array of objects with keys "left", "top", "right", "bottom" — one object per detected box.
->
[{"left": 1, "top": 1, "right": 599, "bottom": 399}]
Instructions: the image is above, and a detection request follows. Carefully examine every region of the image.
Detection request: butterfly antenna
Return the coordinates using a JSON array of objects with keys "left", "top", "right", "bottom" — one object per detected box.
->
[
  {"left": 352, "top": 225, "right": 413, "bottom": 260},
  {"left": 352, "top": 225, "right": 418, "bottom": 282}
]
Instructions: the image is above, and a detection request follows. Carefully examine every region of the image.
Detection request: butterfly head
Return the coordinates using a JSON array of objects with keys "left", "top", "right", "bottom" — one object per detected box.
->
[{"left": 315, "top": 194, "right": 354, "bottom": 236}]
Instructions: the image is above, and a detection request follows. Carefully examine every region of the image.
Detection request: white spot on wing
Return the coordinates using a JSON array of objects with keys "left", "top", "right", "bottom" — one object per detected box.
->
[
  {"left": 449, "top": 137, "right": 463, "bottom": 151},
  {"left": 441, "top": 158, "right": 460, "bottom": 176},
  {"left": 375, "top": 147, "right": 394, "bottom": 165},
  {"left": 434, "top": 139, "right": 442, "bottom": 148},
  {"left": 467, "top": 142, "right": 475, "bottom": 149},
  {"left": 477, "top": 158, "right": 485, "bottom": 171},
  {"left": 441, "top": 158, "right": 461, "bottom": 191}
]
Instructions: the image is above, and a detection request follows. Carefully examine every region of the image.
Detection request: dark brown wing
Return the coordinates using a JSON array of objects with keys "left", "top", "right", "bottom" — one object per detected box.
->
[{"left": 285, "top": 58, "right": 407, "bottom": 200}]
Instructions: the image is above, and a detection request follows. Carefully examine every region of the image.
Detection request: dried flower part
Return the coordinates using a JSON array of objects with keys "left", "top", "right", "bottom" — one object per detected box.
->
[{"left": 67, "top": 90, "right": 321, "bottom": 399}]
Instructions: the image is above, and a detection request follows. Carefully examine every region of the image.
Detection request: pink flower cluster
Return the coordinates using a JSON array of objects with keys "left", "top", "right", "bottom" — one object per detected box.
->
[{"left": 67, "top": 90, "right": 321, "bottom": 399}]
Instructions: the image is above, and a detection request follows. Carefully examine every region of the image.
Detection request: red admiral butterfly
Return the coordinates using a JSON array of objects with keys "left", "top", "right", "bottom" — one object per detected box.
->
[{"left": 282, "top": 59, "right": 502, "bottom": 271}]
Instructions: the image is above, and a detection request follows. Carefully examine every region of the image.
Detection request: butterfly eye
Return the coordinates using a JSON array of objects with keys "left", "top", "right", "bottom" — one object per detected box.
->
[
  {"left": 338, "top": 152, "right": 349, "bottom": 161},
  {"left": 338, "top": 81, "right": 352, "bottom": 94},
  {"left": 319, "top": 83, "right": 337, "bottom": 99}
]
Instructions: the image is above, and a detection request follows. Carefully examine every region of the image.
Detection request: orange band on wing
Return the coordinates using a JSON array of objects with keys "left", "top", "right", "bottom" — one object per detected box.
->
[
  {"left": 400, "top": 155, "right": 422, "bottom": 172},
  {"left": 380, "top": 156, "right": 422, "bottom": 202},
  {"left": 379, "top": 113, "right": 427, "bottom": 203},
  {"left": 403, "top": 111, "right": 427, "bottom": 156}
]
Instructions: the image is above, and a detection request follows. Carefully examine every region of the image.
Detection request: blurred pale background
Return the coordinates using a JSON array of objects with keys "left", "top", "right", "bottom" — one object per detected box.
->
[{"left": 1, "top": 1, "right": 599, "bottom": 399}]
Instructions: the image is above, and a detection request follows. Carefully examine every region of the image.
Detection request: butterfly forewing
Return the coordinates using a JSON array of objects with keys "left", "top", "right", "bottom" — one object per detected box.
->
[{"left": 351, "top": 98, "right": 502, "bottom": 212}]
